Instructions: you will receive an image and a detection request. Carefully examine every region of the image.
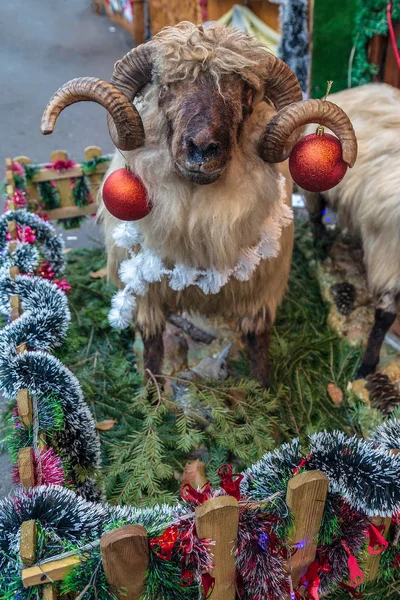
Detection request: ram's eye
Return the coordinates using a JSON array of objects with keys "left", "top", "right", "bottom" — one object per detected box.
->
[
  {"left": 247, "top": 89, "right": 254, "bottom": 106},
  {"left": 159, "top": 84, "right": 169, "bottom": 97}
]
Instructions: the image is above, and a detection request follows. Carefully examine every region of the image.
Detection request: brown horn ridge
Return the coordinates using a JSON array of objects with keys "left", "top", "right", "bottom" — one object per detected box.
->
[
  {"left": 106, "top": 43, "right": 155, "bottom": 144},
  {"left": 262, "top": 55, "right": 303, "bottom": 110},
  {"left": 259, "top": 99, "right": 358, "bottom": 167},
  {"left": 41, "top": 77, "right": 145, "bottom": 151}
]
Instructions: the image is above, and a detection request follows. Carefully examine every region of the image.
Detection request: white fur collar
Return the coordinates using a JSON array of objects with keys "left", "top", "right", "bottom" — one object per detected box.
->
[{"left": 109, "top": 175, "right": 292, "bottom": 329}]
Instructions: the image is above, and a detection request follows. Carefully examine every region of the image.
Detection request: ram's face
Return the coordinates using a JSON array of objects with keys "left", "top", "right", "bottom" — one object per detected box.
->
[{"left": 158, "top": 72, "right": 255, "bottom": 185}]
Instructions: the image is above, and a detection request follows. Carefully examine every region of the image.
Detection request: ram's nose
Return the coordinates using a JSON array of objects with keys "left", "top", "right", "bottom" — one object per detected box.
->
[{"left": 186, "top": 138, "right": 222, "bottom": 168}]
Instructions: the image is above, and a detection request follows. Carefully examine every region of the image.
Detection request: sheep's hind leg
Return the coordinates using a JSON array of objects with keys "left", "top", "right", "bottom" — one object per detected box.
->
[
  {"left": 357, "top": 293, "right": 399, "bottom": 379},
  {"left": 241, "top": 312, "right": 271, "bottom": 389}
]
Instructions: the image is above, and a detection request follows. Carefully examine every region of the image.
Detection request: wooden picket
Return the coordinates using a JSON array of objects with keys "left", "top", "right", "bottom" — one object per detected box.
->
[{"left": 5, "top": 146, "right": 112, "bottom": 223}]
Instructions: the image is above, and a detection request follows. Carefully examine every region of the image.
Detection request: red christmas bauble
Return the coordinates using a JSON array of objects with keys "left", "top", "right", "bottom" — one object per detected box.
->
[
  {"left": 102, "top": 168, "right": 152, "bottom": 221},
  {"left": 289, "top": 132, "right": 348, "bottom": 193}
]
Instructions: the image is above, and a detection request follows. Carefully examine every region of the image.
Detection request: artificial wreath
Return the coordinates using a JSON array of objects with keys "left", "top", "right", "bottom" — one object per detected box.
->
[{"left": 0, "top": 212, "right": 101, "bottom": 500}]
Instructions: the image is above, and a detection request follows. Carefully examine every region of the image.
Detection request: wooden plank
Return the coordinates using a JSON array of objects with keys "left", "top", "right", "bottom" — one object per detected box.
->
[
  {"left": 38, "top": 203, "right": 97, "bottom": 221},
  {"left": 286, "top": 470, "right": 329, "bottom": 587},
  {"left": 9, "top": 266, "right": 20, "bottom": 280},
  {"left": 10, "top": 294, "right": 22, "bottom": 321},
  {"left": 50, "top": 151, "right": 75, "bottom": 207},
  {"left": 20, "top": 520, "right": 37, "bottom": 566},
  {"left": 195, "top": 496, "right": 239, "bottom": 600},
  {"left": 13, "top": 156, "right": 32, "bottom": 165},
  {"left": 22, "top": 555, "right": 80, "bottom": 587},
  {"left": 17, "top": 389, "right": 33, "bottom": 428},
  {"left": 368, "top": 35, "right": 386, "bottom": 81},
  {"left": 33, "top": 165, "right": 83, "bottom": 183},
  {"left": 42, "top": 585, "right": 57, "bottom": 600},
  {"left": 16, "top": 341, "right": 27, "bottom": 354},
  {"left": 18, "top": 447, "right": 35, "bottom": 488},
  {"left": 182, "top": 459, "right": 208, "bottom": 490},
  {"left": 8, "top": 220, "right": 18, "bottom": 239},
  {"left": 101, "top": 525, "right": 149, "bottom": 600}
]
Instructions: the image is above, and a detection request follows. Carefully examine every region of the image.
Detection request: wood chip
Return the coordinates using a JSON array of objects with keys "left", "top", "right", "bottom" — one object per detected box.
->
[
  {"left": 90, "top": 267, "right": 107, "bottom": 279},
  {"left": 96, "top": 419, "right": 117, "bottom": 431},
  {"left": 327, "top": 382, "right": 343, "bottom": 405}
]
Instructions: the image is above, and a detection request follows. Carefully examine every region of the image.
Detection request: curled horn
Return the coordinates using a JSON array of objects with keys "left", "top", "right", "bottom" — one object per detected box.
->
[
  {"left": 262, "top": 55, "right": 303, "bottom": 110},
  {"left": 259, "top": 99, "right": 358, "bottom": 167},
  {"left": 41, "top": 77, "right": 145, "bottom": 151},
  {"left": 107, "top": 43, "right": 155, "bottom": 144}
]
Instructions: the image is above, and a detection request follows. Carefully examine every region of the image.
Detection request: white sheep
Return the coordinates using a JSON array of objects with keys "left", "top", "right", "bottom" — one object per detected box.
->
[{"left": 303, "top": 83, "right": 400, "bottom": 377}]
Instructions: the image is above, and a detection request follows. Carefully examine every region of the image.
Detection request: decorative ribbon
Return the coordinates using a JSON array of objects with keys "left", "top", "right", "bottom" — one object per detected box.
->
[
  {"left": 367, "top": 523, "right": 388, "bottom": 555},
  {"left": 180, "top": 482, "right": 213, "bottom": 505},
  {"left": 201, "top": 572, "right": 215, "bottom": 599},
  {"left": 342, "top": 541, "right": 364, "bottom": 587},
  {"left": 298, "top": 560, "right": 326, "bottom": 600},
  {"left": 218, "top": 464, "right": 244, "bottom": 500},
  {"left": 149, "top": 525, "right": 179, "bottom": 560},
  {"left": 46, "top": 159, "right": 76, "bottom": 172},
  {"left": 387, "top": 3, "right": 400, "bottom": 71},
  {"left": 293, "top": 455, "right": 312, "bottom": 476}
]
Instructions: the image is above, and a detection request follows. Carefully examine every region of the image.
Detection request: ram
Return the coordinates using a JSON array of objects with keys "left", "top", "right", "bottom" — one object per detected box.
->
[
  {"left": 41, "top": 22, "right": 356, "bottom": 387},
  {"left": 303, "top": 83, "right": 399, "bottom": 378}
]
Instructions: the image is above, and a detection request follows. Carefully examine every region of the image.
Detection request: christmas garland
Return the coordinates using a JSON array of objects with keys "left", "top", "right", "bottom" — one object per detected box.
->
[
  {"left": 0, "top": 211, "right": 101, "bottom": 500},
  {"left": 1, "top": 425, "right": 400, "bottom": 599},
  {"left": 352, "top": 0, "right": 400, "bottom": 87},
  {"left": 109, "top": 176, "right": 293, "bottom": 329},
  {"left": 0, "top": 210, "right": 64, "bottom": 275}
]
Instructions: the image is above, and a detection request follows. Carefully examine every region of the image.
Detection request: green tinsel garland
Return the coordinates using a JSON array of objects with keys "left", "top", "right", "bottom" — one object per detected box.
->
[{"left": 352, "top": 0, "right": 400, "bottom": 86}]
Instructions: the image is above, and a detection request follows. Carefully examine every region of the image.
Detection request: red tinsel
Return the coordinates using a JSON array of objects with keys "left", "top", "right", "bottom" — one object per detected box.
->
[
  {"left": 54, "top": 279, "right": 72, "bottom": 293},
  {"left": 6, "top": 225, "right": 36, "bottom": 244},
  {"left": 37, "top": 260, "right": 55, "bottom": 280},
  {"left": 293, "top": 455, "right": 311, "bottom": 476},
  {"left": 12, "top": 447, "right": 65, "bottom": 486},
  {"left": 46, "top": 159, "right": 76, "bottom": 172}
]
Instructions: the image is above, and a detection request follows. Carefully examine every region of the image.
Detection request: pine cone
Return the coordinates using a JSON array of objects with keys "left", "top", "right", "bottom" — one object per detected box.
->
[
  {"left": 366, "top": 372, "right": 400, "bottom": 415},
  {"left": 331, "top": 281, "right": 356, "bottom": 315}
]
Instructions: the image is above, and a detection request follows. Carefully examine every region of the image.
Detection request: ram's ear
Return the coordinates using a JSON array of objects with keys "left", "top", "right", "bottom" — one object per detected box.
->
[
  {"left": 41, "top": 77, "right": 145, "bottom": 151},
  {"left": 258, "top": 99, "right": 358, "bottom": 167}
]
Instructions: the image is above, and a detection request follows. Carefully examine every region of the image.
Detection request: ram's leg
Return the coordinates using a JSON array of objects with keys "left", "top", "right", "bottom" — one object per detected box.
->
[
  {"left": 357, "top": 293, "right": 399, "bottom": 378},
  {"left": 305, "top": 192, "right": 326, "bottom": 244},
  {"left": 240, "top": 311, "right": 272, "bottom": 389},
  {"left": 138, "top": 325, "right": 165, "bottom": 379}
]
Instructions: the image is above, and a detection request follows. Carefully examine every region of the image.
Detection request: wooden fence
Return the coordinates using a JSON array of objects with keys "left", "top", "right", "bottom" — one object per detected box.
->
[
  {"left": 17, "top": 463, "right": 394, "bottom": 599},
  {"left": 4, "top": 146, "right": 111, "bottom": 223}
]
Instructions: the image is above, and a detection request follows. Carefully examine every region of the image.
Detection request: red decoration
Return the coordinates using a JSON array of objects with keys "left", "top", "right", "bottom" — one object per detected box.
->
[
  {"left": 54, "top": 279, "right": 72, "bottom": 293},
  {"left": 181, "top": 482, "right": 213, "bottom": 505},
  {"left": 37, "top": 260, "right": 55, "bottom": 280},
  {"left": 102, "top": 168, "right": 151, "bottom": 221},
  {"left": 367, "top": 523, "right": 389, "bottom": 555},
  {"left": 342, "top": 541, "right": 364, "bottom": 587},
  {"left": 218, "top": 464, "right": 243, "bottom": 500},
  {"left": 150, "top": 525, "right": 179, "bottom": 560},
  {"left": 289, "top": 131, "right": 348, "bottom": 193},
  {"left": 6, "top": 225, "right": 36, "bottom": 244}
]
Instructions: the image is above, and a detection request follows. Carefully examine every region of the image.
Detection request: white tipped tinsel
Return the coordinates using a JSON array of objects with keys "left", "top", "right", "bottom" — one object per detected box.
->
[{"left": 109, "top": 176, "right": 293, "bottom": 329}]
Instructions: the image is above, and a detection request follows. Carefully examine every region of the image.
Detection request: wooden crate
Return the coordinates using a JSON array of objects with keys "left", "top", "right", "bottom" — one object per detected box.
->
[
  {"left": 148, "top": 0, "right": 202, "bottom": 34},
  {"left": 5, "top": 147, "right": 112, "bottom": 223}
]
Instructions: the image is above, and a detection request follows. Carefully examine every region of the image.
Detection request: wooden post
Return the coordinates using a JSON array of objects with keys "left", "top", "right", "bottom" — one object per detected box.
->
[
  {"left": 182, "top": 459, "right": 208, "bottom": 490},
  {"left": 8, "top": 218, "right": 18, "bottom": 254},
  {"left": 10, "top": 265, "right": 20, "bottom": 280},
  {"left": 84, "top": 146, "right": 104, "bottom": 199},
  {"left": 42, "top": 585, "right": 58, "bottom": 600},
  {"left": 17, "top": 389, "right": 33, "bottom": 428},
  {"left": 13, "top": 155, "right": 37, "bottom": 202},
  {"left": 286, "top": 470, "right": 329, "bottom": 587},
  {"left": 18, "top": 447, "right": 35, "bottom": 488},
  {"left": 50, "top": 151, "right": 75, "bottom": 207},
  {"left": 195, "top": 496, "right": 239, "bottom": 600},
  {"left": 100, "top": 525, "right": 149, "bottom": 600},
  {"left": 20, "top": 520, "right": 37, "bottom": 566},
  {"left": 10, "top": 294, "right": 22, "bottom": 321},
  {"left": 364, "top": 449, "right": 399, "bottom": 581}
]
